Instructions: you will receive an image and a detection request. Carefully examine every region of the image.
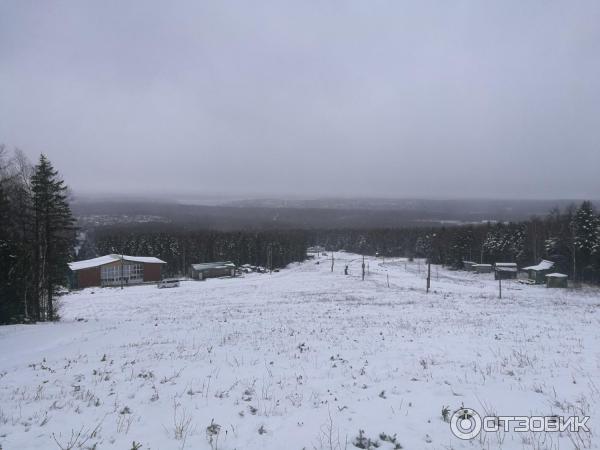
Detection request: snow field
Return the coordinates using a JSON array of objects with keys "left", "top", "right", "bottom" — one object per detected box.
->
[{"left": 1, "top": 253, "right": 599, "bottom": 449}]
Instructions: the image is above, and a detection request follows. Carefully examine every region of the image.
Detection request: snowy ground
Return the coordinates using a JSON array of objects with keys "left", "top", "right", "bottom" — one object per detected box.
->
[{"left": 1, "top": 253, "right": 599, "bottom": 450}]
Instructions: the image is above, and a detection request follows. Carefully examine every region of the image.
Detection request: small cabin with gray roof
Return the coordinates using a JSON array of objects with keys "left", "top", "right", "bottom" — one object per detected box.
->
[
  {"left": 494, "top": 262, "right": 518, "bottom": 280},
  {"left": 522, "top": 260, "right": 554, "bottom": 284},
  {"left": 472, "top": 263, "right": 493, "bottom": 273},
  {"left": 546, "top": 272, "right": 568, "bottom": 288},
  {"left": 190, "top": 261, "right": 236, "bottom": 280}
]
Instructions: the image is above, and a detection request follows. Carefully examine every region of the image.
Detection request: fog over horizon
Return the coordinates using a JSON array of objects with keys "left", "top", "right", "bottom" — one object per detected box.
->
[{"left": 1, "top": 1, "right": 599, "bottom": 200}]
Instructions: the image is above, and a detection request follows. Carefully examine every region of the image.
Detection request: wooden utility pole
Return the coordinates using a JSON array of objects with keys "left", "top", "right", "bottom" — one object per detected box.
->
[
  {"left": 571, "top": 222, "right": 577, "bottom": 281},
  {"left": 362, "top": 254, "right": 365, "bottom": 281},
  {"left": 532, "top": 220, "right": 537, "bottom": 263},
  {"left": 267, "top": 245, "right": 273, "bottom": 274}
]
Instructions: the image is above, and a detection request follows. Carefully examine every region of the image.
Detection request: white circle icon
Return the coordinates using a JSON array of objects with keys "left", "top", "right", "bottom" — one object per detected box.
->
[{"left": 450, "top": 408, "right": 482, "bottom": 440}]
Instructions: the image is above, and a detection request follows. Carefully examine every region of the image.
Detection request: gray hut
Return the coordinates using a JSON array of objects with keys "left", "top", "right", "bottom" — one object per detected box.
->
[
  {"left": 546, "top": 273, "right": 568, "bottom": 288},
  {"left": 522, "top": 260, "right": 554, "bottom": 284},
  {"left": 494, "top": 262, "right": 518, "bottom": 280},
  {"left": 462, "top": 261, "right": 477, "bottom": 271},
  {"left": 473, "top": 264, "right": 493, "bottom": 274},
  {"left": 191, "top": 261, "right": 236, "bottom": 280}
]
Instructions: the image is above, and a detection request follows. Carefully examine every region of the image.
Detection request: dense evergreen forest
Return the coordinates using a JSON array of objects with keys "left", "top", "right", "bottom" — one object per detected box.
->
[
  {"left": 86, "top": 201, "right": 600, "bottom": 283},
  {"left": 0, "top": 147, "right": 76, "bottom": 324}
]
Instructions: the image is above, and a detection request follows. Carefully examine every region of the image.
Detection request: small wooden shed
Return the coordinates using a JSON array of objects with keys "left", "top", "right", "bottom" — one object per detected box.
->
[
  {"left": 473, "top": 264, "right": 493, "bottom": 273},
  {"left": 546, "top": 273, "right": 568, "bottom": 288},
  {"left": 462, "top": 261, "right": 477, "bottom": 271},
  {"left": 190, "top": 261, "right": 236, "bottom": 280},
  {"left": 522, "top": 260, "right": 554, "bottom": 284},
  {"left": 494, "top": 262, "right": 518, "bottom": 280}
]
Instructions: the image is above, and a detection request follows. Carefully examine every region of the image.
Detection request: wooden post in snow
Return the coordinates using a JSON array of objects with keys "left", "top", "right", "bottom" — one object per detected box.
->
[
  {"left": 267, "top": 245, "right": 273, "bottom": 274},
  {"left": 331, "top": 251, "right": 334, "bottom": 272},
  {"left": 426, "top": 260, "right": 431, "bottom": 293},
  {"left": 362, "top": 254, "right": 365, "bottom": 281},
  {"left": 499, "top": 278, "right": 502, "bottom": 299}
]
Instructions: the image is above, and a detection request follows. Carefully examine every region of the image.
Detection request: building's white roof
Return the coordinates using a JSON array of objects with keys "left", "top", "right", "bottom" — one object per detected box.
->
[
  {"left": 69, "top": 254, "right": 166, "bottom": 271},
  {"left": 522, "top": 260, "right": 554, "bottom": 271},
  {"left": 495, "top": 262, "right": 517, "bottom": 268},
  {"left": 191, "top": 261, "right": 236, "bottom": 270},
  {"left": 546, "top": 272, "right": 568, "bottom": 278},
  {"left": 120, "top": 255, "right": 166, "bottom": 264},
  {"left": 473, "top": 264, "right": 492, "bottom": 267}
]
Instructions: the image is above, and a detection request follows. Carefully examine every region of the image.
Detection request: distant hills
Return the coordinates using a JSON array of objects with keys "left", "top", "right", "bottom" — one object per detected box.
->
[{"left": 71, "top": 195, "right": 594, "bottom": 231}]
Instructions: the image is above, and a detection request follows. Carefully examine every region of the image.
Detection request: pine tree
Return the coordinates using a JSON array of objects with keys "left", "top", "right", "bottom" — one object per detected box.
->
[
  {"left": 573, "top": 202, "right": 597, "bottom": 252},
  {"left": 0, "top": 179, "right": 18, "bottom": 322},
  {"left": 30, "top": 154, "right": 75, "bottom": 321},
  {"left": 571, "top": 201, "right": 599, "bottom": 280}
]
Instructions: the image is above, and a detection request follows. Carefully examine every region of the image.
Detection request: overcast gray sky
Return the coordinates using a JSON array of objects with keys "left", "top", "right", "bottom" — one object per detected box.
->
[{"left": 1, "top": 1, "right": 599, "bottom": 199}]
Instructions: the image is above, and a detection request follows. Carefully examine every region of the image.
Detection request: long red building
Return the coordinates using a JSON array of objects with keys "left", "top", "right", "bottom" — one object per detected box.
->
[{"left": 68, "top": 254, "right": 166, "bottom": 288}]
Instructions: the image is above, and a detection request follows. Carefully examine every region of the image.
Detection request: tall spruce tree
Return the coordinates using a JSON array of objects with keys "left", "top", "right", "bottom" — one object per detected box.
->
[
  {"left": 571, "top": 201, "right": 598, "bottom": 280},
  {"left": 0, "top": 179, "right": 18, "bottom": 322},
  {"left": 30, "top": 154, "right": 75, "bottom": 321}
]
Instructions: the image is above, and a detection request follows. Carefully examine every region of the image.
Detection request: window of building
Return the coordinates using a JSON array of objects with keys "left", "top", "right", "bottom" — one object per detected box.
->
[{"left": 101, "top": 263, "right": 144, "bottom": 285}]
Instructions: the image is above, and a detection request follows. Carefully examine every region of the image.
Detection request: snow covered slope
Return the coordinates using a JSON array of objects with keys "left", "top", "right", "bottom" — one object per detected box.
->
[{"left": 1, "top": 254, "right": 599, "bottom": 449}]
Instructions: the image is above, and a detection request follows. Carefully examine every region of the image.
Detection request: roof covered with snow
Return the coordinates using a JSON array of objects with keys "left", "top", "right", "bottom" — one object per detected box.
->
[
  {"left": 69, "top": 254, "right": 166, "bottom": 271},
  {"left": 546, "top": 272, "right": 568, "bottom": 278},
  {"left": 191, "top": 261, "right": 236, "bottom": 270},
  {"left": 119, "top": 255, "right": 167, "bottom": 264},
  {"left": 522, "top": 260, "right": 554, "bottom": 271},
  {"left": 495, "top": 262, "right": 517, "bottom": 268}
]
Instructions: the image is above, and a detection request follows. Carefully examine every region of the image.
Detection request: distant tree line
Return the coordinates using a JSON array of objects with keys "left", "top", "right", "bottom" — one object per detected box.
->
[{"left": 0, "top": 147, "right": 75, "bottom": 324}]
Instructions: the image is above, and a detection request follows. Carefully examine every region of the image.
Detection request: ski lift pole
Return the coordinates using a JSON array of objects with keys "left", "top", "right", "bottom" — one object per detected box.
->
[{"left": 120, "top": 253, "right": 124, "bottom": 290}]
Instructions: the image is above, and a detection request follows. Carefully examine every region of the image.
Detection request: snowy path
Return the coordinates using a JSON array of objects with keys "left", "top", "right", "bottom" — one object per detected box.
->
[{"left": 1, "top": 253, "right": 599, "bottom": 449}]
